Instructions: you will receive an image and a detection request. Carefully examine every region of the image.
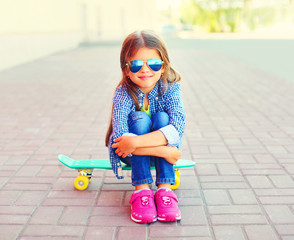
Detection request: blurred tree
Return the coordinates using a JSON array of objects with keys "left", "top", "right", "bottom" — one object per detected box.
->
[
  {"left": 180, "top": 0, "right": 242, "bottom": 32},
  {"left": 180, "top": 0, "right": 292, "bottom": 33}
]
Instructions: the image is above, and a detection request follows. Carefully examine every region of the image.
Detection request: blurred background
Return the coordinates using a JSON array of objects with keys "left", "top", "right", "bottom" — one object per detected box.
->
[{"left": 0, "top": 0, "right": 293, "bottom": 72}]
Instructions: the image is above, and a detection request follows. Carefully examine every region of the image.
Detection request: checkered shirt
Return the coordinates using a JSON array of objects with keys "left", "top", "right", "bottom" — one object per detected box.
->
[{"left": 108, "top": 80, "right": 186, "bottom": 179}]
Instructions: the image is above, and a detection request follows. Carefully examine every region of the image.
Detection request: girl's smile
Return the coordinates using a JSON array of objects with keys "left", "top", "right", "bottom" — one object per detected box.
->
[
  {"left": 138, "top": 75, "right": 153, "bottom": 80},
  {"left": 127, "top": 47, "right": 164, "bottom": 95}
]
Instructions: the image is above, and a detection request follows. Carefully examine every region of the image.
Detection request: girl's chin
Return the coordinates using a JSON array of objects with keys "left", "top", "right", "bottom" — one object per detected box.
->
[{"left": 138, "top": 84, "right": 157, "bottom": 93}]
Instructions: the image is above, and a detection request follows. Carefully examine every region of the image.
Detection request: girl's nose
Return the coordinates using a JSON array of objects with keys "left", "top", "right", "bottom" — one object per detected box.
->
[{"left": 140, "top": 62, "right": 150, "bottom": 72}]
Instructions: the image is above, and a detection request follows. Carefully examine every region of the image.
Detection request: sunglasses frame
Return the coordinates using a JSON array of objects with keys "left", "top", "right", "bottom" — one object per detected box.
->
[{"left": 126, "top": 58, "right": 164, "bottom": 73}]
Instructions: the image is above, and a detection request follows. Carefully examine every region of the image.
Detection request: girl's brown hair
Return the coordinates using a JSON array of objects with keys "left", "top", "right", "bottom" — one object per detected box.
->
[{"left": 105, "top": 30, "right": 181, "bottom": 147}]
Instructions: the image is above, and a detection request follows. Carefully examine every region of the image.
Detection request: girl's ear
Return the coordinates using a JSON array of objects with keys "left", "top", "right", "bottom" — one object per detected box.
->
[
  {"left": 125, "top": 68, "right": 130, "bottom": 78},
  {"left": 123, "top": 64, "right": 129, "bottom": 75},
  {"left": 161, "top": 62, "right": 165, "bottom": 74}
]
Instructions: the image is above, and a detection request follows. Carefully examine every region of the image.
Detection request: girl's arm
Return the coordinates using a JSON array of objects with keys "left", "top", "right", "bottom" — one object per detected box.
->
[
  {"left": 112, "top": 130, "right": 167, "bottom": 156},
  {"left": 130, "top": 146, "right": 181, "bottom": 165}
]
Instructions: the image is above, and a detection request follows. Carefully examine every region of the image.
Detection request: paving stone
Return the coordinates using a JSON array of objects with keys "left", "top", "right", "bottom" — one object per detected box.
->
[
  {"left": 178, "top": 175, "right": 200, "bottom": 189},
  {"left": 203, "top": 189, "right": 231, "bottom": 205},
  {"left": 18, "top": 236, "right": 81, "bottom": 240},
  {"left": 269, "top": 175, "right": 294, "bottom": 188},
  {"left": 58, "top": 206, "right": 92, "bottom": 225},
  {"left": 208, "top": 205, "right": 262, "bottom": 214},
  {"left": 37, "top": 166, "right": 62, "bottom": 177},
  {"left": 180, "top": 197, "right": 203, "bottom": 205},
  {"left": 92, "top": 206, "right": 131, "bottom": 216},
  {"left": 195, "top": 164, "right": 219, "bottom": 175},
  {"left": 28, "top": 206, "right": 63, "bottom": 225},
  {"left": 211, "top": 214, "right": 268, "bottom": 225},
  {"left": 254, "top": 188, "right": 294, "bottom": 196},
  {"left": 213, "top": 226, "right": 245, "bottom": 240},
  {"left": 259, "top": 196, "right": 294, "bottom": 204},
  {"left": 275, "top": 224, "right": 294, "bottom": 235},
  {"left": 88, "top": 215, "right": 136, "bottom": 227},
  {"left": 0, "top": 214, "right": 30, "bottom": 224},
  {"left": 254, "top": 154, "right": 277, "bottom": 163},
  {"left": 22, "top": 225, "right": 85, "bottom": 238},
  {"left": 233, "top": 154, "right": 256, "bottom": 164},
  {"left": 84, "top": 227, "right": 116, "bottom": 240},
  {"left": 0, "top": 206, "right": 34, "bottom": 215},
  {"left": 264, "top": 205, "right": 294, "bottom": 224},
  {"left": 0, "top": 225, "right": 23, "bottom": 240},
  {"left": 14, "top": 191, "right": 48, "bottom": 206},
  {"left": 246, "top": 175, "right": 274, "bottom": 188},
  {"left": 201, "top": 181, "right": 248, "bottom": 189},
  {"left": 149, "top": 226, "right": 211, "bottom": 238},
  {"left": 244, "top": 225, "right": 279, "bottom": 240},
  {"left": 47, "top": 190, "right": 97, "bottom": 199},
  {"left": 96, "top": 191, "right": 125, "bottom": 206},
  {"left": 229, "top": 189, "right": 258, "bottom": 204},
  {"left": 42, "top": 197, "right": 95, "bottom": 207},
  {"left": 242, "top": 169, "right": 286, "bottom": 175},
  {"left": 3, "top": 182, "right": 51, "bottom": 191},
  {"left": 117, "top": 226, "right": 147, "bottom": 240},
  {"left": 180, "top": 206, "right": 209, "bottom": 225},
  {"left": 282, "top": 236, "right": 294, "bottom": 240},
  {"left": 0, "top": 190, "right": 22, "bottom": 205},
  {"left": 217, "top": 163, "right": 242, "bottom": 175},
  {"left": 15, "top": 166, "right": 42, "bottom": 177}
]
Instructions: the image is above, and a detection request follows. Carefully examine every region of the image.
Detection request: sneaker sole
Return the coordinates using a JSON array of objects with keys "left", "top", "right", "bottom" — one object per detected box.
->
[
  {"left": 158, "top": 216, "right": 181, "bottom": 222},
  {"left": 131, "top": 214, "right": 157, "bottom": 223}
]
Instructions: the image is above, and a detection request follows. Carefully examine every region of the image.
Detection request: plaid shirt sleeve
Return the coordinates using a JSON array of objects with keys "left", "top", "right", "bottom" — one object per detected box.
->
[
  {"left": 108, "top": 84, "right": 133, "bottom": 179},
  {"left": 159, "top": 83, "right": 186, "bottom": 146},
  {"left": 112, "top": 85, "right": 132, "bottom": 139}
]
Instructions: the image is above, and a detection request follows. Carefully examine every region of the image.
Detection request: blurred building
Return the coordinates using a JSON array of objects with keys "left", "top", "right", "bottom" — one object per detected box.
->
[{"left": 0, "top": 0, "right": 158, "bottom": 71}]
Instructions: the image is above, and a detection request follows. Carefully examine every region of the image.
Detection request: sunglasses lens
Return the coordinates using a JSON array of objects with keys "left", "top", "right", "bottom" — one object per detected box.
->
[
  {"left": 147, "top": 58, "right": 162, "bottom": 71},
  {"left": 129, "top": 60, "right": 143, "bottom": 73}
]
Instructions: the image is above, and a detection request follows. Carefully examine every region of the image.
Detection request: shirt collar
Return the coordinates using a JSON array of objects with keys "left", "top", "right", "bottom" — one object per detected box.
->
[{"left": 135, "top": 81, "right": 160, "bottom": 99}]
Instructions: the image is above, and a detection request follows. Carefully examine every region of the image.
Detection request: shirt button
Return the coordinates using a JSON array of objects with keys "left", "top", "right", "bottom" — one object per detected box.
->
[
  {"left": 139, "top": 93, "right": 143, "bottom": 97},
  {"left": 155, "top": 97, "right": 158, "bottom": 100},
  {"left": 139, "top": 104, "right": 142, "bottom": 107}
]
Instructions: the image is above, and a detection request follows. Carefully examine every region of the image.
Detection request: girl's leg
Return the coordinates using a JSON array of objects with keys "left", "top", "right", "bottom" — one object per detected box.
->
[
  {"left": 122, "top": 111, "right": 153, "bottom": 189},
  {"left": 124, "top": 112, "right": 157, "bottom": 223},
  {"left": 151, "top": 112, "right": 175, "bottom": 187},
  {"left": 152, "top": 112, "right": 181, "bottom": 222}
]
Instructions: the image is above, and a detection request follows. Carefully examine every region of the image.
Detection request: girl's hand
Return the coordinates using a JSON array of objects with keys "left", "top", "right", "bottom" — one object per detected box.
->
[{"left": 112, "top": 136, "right": 137, "bottom": 158}]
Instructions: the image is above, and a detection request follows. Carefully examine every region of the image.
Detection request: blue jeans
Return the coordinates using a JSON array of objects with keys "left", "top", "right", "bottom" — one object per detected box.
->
[{"left": 121, "top": 111, "right": 175, "bottom": 186}]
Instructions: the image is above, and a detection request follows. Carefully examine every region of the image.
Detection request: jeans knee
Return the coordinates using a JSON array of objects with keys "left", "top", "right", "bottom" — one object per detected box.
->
[
  {"left": 152, "top": 112, "right": 169, "bottom": 130},
  {"left": 128, "top": 111, "right": 151, "bottom": 135}
]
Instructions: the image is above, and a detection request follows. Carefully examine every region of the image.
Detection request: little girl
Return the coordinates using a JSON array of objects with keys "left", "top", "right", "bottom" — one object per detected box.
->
[{"left": 105, "top": 30, "right": 185, "bottom": 223}]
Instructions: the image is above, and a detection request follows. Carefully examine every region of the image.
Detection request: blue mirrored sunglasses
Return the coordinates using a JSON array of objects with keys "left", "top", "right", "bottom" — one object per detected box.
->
[{"left": 127, "top": 58, "right": 163, "bottom": 73}]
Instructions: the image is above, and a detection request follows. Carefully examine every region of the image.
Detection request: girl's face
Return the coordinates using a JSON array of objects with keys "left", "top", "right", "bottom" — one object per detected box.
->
[{"left": 127, "top": 47, "right": 164, "bottom": 95}]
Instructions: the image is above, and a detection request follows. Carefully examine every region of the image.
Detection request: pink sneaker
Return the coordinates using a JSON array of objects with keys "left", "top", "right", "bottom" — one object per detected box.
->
[
  {"left": 129, "top": 189, "right": 157, "bottom": 223},
  {"left": 155, "top": 188, "right": 181, "bottom": 222}
]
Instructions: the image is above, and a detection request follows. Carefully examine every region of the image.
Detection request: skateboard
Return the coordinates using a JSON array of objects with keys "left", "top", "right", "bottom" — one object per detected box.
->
[{"left": 58, "top": 154, "right": 195, "bottom": 191}]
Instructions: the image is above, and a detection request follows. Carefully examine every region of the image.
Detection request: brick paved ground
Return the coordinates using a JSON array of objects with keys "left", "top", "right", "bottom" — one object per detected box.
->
[{"left": 1, "top": 39, "right": 294, "bottom": 240}]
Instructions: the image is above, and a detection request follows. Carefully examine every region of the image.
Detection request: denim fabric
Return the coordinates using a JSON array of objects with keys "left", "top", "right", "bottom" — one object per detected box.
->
[{"left": 121, "top": 111, "right": 175, "bottom": 186}]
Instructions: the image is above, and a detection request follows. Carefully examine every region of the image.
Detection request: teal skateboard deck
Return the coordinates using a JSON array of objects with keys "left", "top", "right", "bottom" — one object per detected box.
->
[
  {"left": 58, "top": 154, "right": 195, "bottom": 170},
  {"left": 58, "top": 154, "right": 195, "bottom": 190}
]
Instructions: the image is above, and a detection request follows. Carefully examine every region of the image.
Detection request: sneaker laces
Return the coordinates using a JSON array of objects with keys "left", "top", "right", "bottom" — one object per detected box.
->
[{"left": 141, "top": 196, "right": 150, "bottom": 206}]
